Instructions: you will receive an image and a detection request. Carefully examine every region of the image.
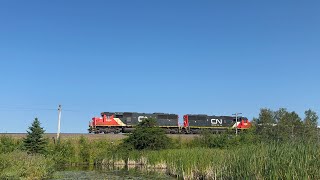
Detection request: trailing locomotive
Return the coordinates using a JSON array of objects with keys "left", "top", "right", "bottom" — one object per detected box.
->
[
  {"left": 183, "top": 114, "right": 251, "bottom": 134},
  {"left": 89, "top": 112, "right": 251, "bottom": 134}
]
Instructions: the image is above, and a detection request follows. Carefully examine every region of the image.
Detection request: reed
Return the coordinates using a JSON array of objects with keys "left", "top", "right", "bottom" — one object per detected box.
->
[
  {"left": 0, "top": 151, "right": 55, "bottom": 179},
  {"left": 98, "top": 141, "right": 320, "bottom": 179}
]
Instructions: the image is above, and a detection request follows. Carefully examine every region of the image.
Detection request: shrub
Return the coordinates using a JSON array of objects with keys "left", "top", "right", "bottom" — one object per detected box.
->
[
  {"left": 122, "top": 118, "right": 172, "bottom": 150},
  {"left": 0, "top": 135, "right": 19, "bottom": 153},
  {"left": 51, "top": 140, "right": 76, "bottom": 166},
  {"left": 191, "top": 130, "right": 231, "bottom": 148},
  {"left": 79, "top": 136, "right": 91, "bottom": 164}
]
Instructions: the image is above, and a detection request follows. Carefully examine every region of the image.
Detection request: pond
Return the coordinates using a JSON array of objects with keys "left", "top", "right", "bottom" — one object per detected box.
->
[{"left": 51, "top": 165, "right": 176, "bottom": 180}]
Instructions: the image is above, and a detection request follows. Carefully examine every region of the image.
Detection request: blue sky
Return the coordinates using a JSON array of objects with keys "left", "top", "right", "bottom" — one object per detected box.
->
[{"left": 0, "top": 1, "right": 319, "bottom": 133}]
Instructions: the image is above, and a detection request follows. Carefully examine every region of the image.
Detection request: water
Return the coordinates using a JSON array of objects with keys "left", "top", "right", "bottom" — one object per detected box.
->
[{"left": 51, "top": 165, "right": 175, "bottom": 180}]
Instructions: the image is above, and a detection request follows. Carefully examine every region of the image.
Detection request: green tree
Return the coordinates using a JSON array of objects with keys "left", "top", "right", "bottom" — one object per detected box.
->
[
  {"left": 303, "top": 109, "right": 319, "bottom": 141},
  {"left": 277, "top": 110, "right": 302, "bottom": 141},
  {"left": 255, "top": 108, "right": 277, "bottom": 141},
  {"left": 23, "top": 118, "right": 48, "bottom": 154},
  {"left": 304, "top": 109, "right": 318, "bottom": 127},
  {"left": 274, "top": 108, "right": 288, "bottom": 123},
  {"left": 122, "top": 118, "right": 172, "bottom": 150}
]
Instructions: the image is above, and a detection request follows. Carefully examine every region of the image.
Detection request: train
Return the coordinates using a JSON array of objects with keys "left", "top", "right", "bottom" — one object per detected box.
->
[{"left": 88, "top": 112, "right": 251, "bottom": 134}]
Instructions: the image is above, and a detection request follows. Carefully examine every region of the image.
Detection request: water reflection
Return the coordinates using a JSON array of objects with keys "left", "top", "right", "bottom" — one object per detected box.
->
[{"left": 52, "top": 165, "right": 174, "bottom": 180}]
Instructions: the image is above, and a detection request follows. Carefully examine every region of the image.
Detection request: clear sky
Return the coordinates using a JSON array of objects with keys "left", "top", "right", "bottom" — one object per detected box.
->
[{"left": 0, "top": 1, "right": 319, "bottom": 133}]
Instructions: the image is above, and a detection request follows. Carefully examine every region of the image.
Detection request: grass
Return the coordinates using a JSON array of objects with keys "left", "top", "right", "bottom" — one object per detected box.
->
[
  {"left": 97, "top": 141, "right": 320, "bottom": 179},
  {"left": 1, "top": 134, "right": 320, "bottom": 179},
  {"left": 0, "top": 151, "right": 55, "bottom": 180}
]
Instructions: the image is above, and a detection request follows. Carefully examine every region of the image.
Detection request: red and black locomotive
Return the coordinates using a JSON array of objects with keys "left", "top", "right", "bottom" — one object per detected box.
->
[{"left": 89, "top": 112, "right": 251, "bottom": 134}]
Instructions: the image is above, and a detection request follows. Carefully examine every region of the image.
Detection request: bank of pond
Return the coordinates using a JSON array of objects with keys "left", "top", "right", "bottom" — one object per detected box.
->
[{"left": 0, "top": 135, "right": 320, "bottom": 179}]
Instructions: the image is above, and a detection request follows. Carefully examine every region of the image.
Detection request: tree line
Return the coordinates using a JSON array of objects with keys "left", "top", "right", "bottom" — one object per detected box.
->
[{"left": 252, "top": 108, "right": 319, "bottom": 142}]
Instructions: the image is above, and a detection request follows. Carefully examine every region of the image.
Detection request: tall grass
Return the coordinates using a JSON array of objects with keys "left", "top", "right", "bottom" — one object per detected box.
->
[
  {"left": 97, "top": 141, "right": 320, "bottom": 179},
  {"left": 0, "top": 151, "right": 55, "bottom": 179},
  {"left": 47, "top": 136, "right": 117, "bottom": 166}
]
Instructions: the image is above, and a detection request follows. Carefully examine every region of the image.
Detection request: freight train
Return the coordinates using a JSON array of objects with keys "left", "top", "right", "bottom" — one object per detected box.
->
[{"left": 88, "top": 112, "right": 251, "bottom": 134}]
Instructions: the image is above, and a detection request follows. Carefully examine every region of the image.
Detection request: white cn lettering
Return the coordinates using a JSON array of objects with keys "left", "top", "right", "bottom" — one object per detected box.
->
[
  {"left": 138, "top": 116, "right": 148, "bottom": 122},
  {"left": 211, "top": 119, "right": 222, "bottom": 125}
]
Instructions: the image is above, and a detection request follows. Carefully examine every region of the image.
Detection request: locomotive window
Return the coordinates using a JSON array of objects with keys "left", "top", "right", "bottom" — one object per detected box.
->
[{"left": 115, "top": 115, "right": 123, "bottom": 118}]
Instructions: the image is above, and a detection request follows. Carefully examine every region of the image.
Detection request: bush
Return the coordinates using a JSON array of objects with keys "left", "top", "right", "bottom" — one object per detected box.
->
[
  {"left": 79, "top": 136, "right": 91, "bottom": 164},
  {"left": 190, "top": 130, "right": 231, "bottom": 148},
  {"left": 122, "top": 118, "right": 172, "bottom": 150},
  {"left": 0, "top": 135, "right": 20, "bottom": 153},
  {"left": 50, "top": 140, "right": 76, "bottom": 166}
]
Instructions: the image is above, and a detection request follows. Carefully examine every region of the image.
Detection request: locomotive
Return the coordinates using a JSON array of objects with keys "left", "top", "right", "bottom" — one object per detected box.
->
[
  {"left": 183, "top": 114, "right": 251, "bottom": 134},
  {"left": 88, "top": 112, "right": 251, "bottom": 134}
]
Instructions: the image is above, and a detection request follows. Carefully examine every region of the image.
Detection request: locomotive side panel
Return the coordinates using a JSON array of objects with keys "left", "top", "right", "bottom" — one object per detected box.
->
[
  {"left": 99, "top": 112, "right": 179, "bottom": 127},
  {"left": 130, "top": 113, "right": 157, "bottom": 126},
  {"left": 156, "top": 114, "right": 179, "bottom": 126},
  {"left": 187, "top": 115, "right": 211, "bottom": 127},
  {"left": 207, "top": 116, "right": 235, "bottom": 127},
  {"left": 187, "top": 115, "right": 247, "bottom": 128}
]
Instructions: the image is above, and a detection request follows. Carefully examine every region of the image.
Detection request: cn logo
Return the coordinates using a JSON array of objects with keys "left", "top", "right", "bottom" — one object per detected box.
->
[
  {"left": 138, "top": 116, "right": 148, "bottom": 122},
  {"left": 211, "top": 119, "right": 222, "bottom": 125}
]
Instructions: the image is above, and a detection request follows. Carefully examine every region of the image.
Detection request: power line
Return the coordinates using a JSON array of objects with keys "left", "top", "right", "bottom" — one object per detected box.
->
[{"left": 0, "top": 106, "right": 81, "bottom": 112}]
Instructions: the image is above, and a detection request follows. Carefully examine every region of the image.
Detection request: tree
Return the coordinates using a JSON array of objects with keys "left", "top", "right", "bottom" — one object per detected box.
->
[
  {"left": 122, "top": 118, "right": 172, "bottom": 150},
  {"left": 255, "top": 108, "right": 277, "bottom": 141},
  {"left": 304, "top": 109, "right": 318, "bottom": 127},
  {"left": 303, "top": 109, "right": 319, "bottom": 141},
  {"left": 277, "top": 110, "right": 302, "bottom": 141},
  {"left": 23, "top": 118, "right": 48, "bottom": 154}
]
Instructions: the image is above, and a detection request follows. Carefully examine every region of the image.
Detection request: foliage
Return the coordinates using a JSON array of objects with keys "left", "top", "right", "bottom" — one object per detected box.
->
[
  {"left": 303, "top": 109, "right": 319, "bottom": 141},
  {"left": 50, "top": 140, "right": 76, "bottom": 166},
  {"left": 23, "top": 118, "right": 48, "bottom": 154},
  {"left": 137, "top": 117, "right": 157, "bottom": 127},
  {"left": 254, "top": 108, "right": 277, "bottom": 141},
  {"left": 98, "top": 142, "right": 320, "bottom": 179},
  {"left": 254, "top": 108, "right": 319, "bottom": 142},
  {"left": 122, "top": 118, "right": 172, "bottom": 150},
  {"left": 304, "top": 109, "right": 318, "bottom": 127},
  {"left": 0, "top": 151, "right": 54, "bottom": 179},
  {"left": 0, "top": 135, "right": 21, "bottom": 153},
  {"left": 189, "top": 128, "right": 259, "bottom": 149},
  {"left": 78, "top": 136, "right": 91, "bottom": 163},
  {"left": 191, "top": 130, "right": 230, "bottom": 148}
]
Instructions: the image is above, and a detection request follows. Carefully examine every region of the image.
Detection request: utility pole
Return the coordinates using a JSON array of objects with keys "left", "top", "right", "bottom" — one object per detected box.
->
[
  {"left": 233, "top": 112, "right": 242, "bottom": 136},
  {"left": 57, "top": 105, "right": 62, "bottom": 140}
]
